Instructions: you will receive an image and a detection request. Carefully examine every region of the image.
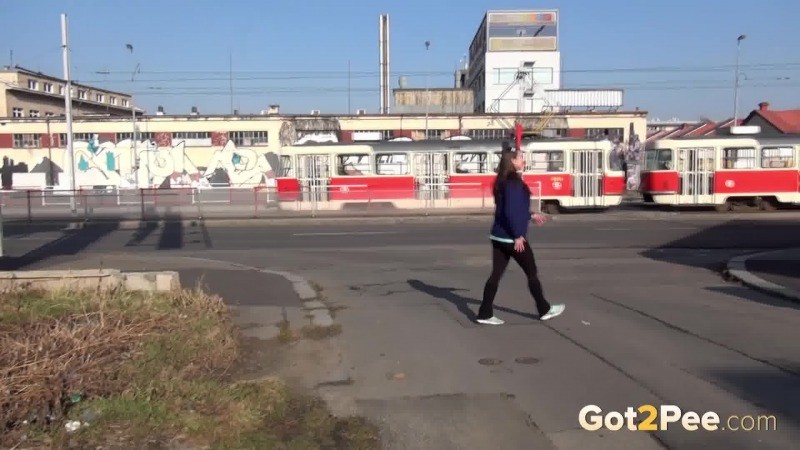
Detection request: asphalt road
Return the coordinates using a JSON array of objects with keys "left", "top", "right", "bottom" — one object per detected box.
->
[{"left": 2, "top": 211, "right": 799, "bottom": 449}]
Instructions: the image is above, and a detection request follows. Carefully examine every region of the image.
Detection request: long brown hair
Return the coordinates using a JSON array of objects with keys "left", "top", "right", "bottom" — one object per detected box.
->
[{"left": 493, "top": 147, "right": 528, "bottom": 198}]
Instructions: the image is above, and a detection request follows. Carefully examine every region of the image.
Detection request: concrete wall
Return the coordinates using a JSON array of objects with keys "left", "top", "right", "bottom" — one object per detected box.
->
[{"left": 483, "top": 51, "right": 561, "bottom": 113}]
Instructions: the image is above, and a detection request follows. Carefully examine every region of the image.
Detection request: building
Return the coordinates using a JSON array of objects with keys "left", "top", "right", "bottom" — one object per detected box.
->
[
  {"left": 0, "top": 109, "right": 646, "bottom": 189},
  {"left": 741, "top": 102, "right": 800, "bottom": 135},
  {"left": 392, "top": 88, "right": 474, "bottom": 115},
  {"left": 466, "top": 10, "right": 623, "bottom": 114},
  {"left": 0, "top": 66, "right": 140, "bottom": 119}
]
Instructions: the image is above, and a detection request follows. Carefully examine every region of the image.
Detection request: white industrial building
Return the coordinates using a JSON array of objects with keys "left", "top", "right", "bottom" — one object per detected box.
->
[{"left": 466, "top": 10, "right": 623, "bottom": 114}]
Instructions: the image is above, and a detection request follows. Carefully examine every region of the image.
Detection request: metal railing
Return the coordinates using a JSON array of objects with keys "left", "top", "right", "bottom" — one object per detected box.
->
[{"left": 0, "top": 182, "right": 542, "bottom": 222}]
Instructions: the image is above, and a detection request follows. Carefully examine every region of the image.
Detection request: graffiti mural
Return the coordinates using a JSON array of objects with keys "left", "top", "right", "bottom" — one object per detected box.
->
[{"left": 2, "top": 136, "right": 282, "bottom": 190}]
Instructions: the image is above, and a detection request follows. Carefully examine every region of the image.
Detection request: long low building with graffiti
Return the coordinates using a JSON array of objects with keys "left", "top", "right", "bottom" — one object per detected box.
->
[{"left": 0, "top": 110, "right": 646, "bottom": 191}]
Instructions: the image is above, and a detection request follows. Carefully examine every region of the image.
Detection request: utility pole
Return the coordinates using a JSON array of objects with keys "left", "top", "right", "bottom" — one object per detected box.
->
[
  {"left": 347, "top": 59, "right": 351, "bottom": 114},
  {"left": 61, "top": 13, "right": 76, "bottom": 214},
  {"left": 425, "top": 40, "right": 430, "bottom": 139},
  {"left": 229, "top": 49, "right": 234, "bottom": 114},
  {"left": 733, "top": 34, "right": 746, "bottom": 125}
]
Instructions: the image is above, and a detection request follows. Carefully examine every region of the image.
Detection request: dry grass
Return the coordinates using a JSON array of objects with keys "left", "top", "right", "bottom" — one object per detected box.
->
[{"left": 0, "top": 286, "right": 379, "bottom": 449}]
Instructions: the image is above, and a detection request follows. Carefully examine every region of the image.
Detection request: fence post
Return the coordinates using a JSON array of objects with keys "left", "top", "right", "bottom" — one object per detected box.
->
[
  {"left": 253, "top": 187, "right": 258, "bottom": 218},
  {"left": 26, "top": 190, "right": 32, "bottom": 223},
  {"left": 139, "top": 188, "right": 145, "bottom": 221}
]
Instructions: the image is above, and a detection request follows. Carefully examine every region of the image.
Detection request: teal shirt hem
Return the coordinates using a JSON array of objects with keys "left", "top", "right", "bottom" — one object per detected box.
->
[{"left": 489, "top": 234, "right": 515, "bottom": 244}]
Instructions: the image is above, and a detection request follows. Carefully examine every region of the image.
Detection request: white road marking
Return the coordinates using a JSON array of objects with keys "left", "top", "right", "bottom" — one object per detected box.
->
[
  {"left": 595, "top": 228, "right": 633, "bottom": 231},
  {"left": 292, "top": 231, "right": 399, "bottom": 237}
]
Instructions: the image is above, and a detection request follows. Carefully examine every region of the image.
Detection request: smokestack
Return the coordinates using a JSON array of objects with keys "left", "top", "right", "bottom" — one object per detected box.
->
[{"left": 379, "top": 14, "right": 390, "bottom": 114}]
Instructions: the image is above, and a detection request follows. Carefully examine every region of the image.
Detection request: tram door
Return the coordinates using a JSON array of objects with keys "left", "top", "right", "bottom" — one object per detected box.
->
[
  {"left": 677, "top": 147, "right": 714, "bottom": 205},
  {"left": 296, "top": 154, "right": 331, "bottom": 202},
  {"left": 412, "top": 152, "right": 449, "bottom": 201},
  {"left": 570, "top": 149, "right": 603, "bottom": 207}
]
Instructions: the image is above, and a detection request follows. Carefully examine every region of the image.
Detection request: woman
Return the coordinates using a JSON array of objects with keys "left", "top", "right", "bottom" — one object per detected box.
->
[{"left": 476, "top": 147, "right": 565, "bottom": 325}]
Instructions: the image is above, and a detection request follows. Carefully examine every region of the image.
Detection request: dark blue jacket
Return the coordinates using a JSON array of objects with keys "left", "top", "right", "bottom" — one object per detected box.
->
[{"left": 490, "top": 177, "right": 531, "bottom": 241}]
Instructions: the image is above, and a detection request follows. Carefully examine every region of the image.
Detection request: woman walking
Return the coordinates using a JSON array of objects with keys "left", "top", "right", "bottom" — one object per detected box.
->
[{"left": 476, "top": 147, "right": 565, "bottom": 325}]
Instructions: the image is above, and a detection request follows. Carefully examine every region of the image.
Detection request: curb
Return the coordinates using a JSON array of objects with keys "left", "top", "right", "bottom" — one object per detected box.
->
[
  {"left": 726, "top": 250, "right": 800, "bottom": 303},
  {"left": 180, "top": 257, "right": 335, "bottom": 328}
]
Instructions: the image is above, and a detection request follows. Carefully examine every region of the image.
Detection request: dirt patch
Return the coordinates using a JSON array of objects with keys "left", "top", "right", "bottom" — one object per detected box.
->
[{"left": 0, "top": 287, "right": 380, "bottom": 449}]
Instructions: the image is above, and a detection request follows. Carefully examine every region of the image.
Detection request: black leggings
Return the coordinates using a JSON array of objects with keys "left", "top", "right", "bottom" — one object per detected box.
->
[{"left": 478, "top": 239, "right": 551, "bottom": 319}]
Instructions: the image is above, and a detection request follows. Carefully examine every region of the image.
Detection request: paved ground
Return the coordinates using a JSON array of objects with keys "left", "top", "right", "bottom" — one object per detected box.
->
[
  {"left": 745, "top": 249, "right": 800, "bottom": 293},
  {"left": 1, "top": 211, "right": 799, "bottom": 450}
]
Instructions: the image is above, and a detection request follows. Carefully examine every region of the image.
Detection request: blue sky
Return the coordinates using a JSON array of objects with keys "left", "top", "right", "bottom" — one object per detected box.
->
[{"left": 2, "top": 0, "right": 798, "bottom": 120}]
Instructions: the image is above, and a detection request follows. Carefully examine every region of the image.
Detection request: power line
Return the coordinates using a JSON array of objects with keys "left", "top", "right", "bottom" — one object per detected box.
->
[{"left": 81, "top": 61, "right": 800, "bottom": 82}]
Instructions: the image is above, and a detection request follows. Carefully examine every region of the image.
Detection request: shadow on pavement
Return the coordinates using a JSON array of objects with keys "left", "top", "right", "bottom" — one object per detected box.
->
[
  {"left": 705, "top": 366, "right": 800, "bottom": 431},
  {"left": 407, "top": 279, "right": 538, "bottom": 322},
  {"left": 705, "top": 286, "right": 800, "bottom": 312},
  {"left": 0, "top": 213, "right": 210, "bottom": 270},
  {"left": 640, "top": 219, "right": 800, "bottom": 270},
  {"left": 0, "top": 222, "right": 120, "bottom": 271}
]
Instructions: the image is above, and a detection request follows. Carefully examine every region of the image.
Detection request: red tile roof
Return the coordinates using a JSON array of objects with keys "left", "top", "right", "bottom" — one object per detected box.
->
[{"left": 755, "top": 108, "right": 800, "bottom": 133}]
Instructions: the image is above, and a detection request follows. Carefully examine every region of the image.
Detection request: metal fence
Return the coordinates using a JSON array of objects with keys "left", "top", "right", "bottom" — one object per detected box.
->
[{"left": 0, "top": 183, "right": 542, "bottom": 221}]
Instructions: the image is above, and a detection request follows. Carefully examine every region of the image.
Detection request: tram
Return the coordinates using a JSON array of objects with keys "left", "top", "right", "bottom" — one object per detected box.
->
[
  {"left": 640, "top": 134, "right": 800, "bottom": 211},
  {"left": 273, "top": 137, "right": 626, "bottom": 213}
]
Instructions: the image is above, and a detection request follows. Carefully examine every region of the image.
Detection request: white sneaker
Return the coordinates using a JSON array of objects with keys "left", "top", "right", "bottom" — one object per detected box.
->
[
  {"left": 540, "top": 304, "right": 565, "bottom": 321},
  {"left": 477, "top": 316, "right": 505, "bottom": 325}
]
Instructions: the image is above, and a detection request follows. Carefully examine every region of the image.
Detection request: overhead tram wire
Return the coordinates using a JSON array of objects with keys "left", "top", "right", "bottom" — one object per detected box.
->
[{"left": 79, "top": 61, "right": 800, "bottom": 83}]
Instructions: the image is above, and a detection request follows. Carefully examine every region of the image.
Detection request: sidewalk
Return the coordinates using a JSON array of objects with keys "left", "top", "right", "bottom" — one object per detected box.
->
[{"left": 727, "top": 248, "right": 800, "bottom": 302}]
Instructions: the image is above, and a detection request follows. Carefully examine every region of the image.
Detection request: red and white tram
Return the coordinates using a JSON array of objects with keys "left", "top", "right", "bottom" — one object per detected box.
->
[
  {"left": 640, "top": 135, "right": 800, "bottom": 210},
  {"left": 273, "top": 138, "right": 625, "bottom": 213}
]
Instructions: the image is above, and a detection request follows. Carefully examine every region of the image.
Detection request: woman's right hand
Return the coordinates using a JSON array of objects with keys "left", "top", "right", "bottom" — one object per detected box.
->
[{"left": 514, "top": 237, "right": 526, "bottom": 253}]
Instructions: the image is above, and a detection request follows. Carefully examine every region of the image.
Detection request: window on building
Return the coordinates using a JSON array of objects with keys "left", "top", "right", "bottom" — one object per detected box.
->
[
  {"left": 114, "top": 132, "right": 153, "bottom": 142},
  {"left": 425, "top": 129, "right": 445, "bottom": 140},
  {"left": 13, "top": 134, "right": 41, "bottom": 148},
  {"left": 59, "top": 85, "right": 65, "bottom": 95},
  {"left": 28, "top": 79, "right": 38, "bottom": 90},
  {"left": 493, "top": 68, "right": 519, "bottom": 85},
  {"left": 109, "top": 96, "right": 117, "bottom": 105},
  {"left": 29, "top": 110, "right": 40, "bottom": 118},
  {"left": 352, "top": 130, "right": 393, "bottom": 141},
  {"left": 375, "top": 153, "right": 409, "bottom": 175},
  {"left": 174, "top": 131, "right": 211, "bottom": 140},
  {"left": 230, "top": 131, "right": 269, "bottom": 146},
  {"left": 95, "top": 93, "right": 104, "bottom": 103},
  {"left": 468, "top": 129, "right": 509, "bottom": 139},
  {"left": 43, "top": 83, "right": 53, "bottom": 93},
  {"left": 77, "top": 90, "right": 87, "bottom": 100},
  {"left": 587, "top": 128, "right": 624, "bottom": 140},
  {"left": 531, "top": 68, "right": 553, "bottom": 85},
  {"left": 761, "top": 146, "right": 794, "bottom": 168},
  {"left": 337, "top": 154, "right": 371, "bottom": 175},
  {"left": 12, "top": 108, "right": 23, "bottom": 118},
  {"left": 45, "top": 112, "right": 55, "bottom": 117},
  {"left": 525, "top": 150, "right": 565, "bottom": 173},
  {"left": 173, "top": 132, "right": 212, "bottom": 146},
  {"left": 454, "top": 152, "right": 489, "bottom": 173},
  {"left": 723, "top": 147, "right": 756, "bottom": 169},
  {"left": 122, "top": 99, "right": 130, "bottom": 107}
]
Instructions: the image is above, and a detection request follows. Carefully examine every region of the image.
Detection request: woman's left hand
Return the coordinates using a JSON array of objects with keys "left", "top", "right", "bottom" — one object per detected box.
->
[{"left": 531, "top": 212, "right": 548, "bottom": 226}]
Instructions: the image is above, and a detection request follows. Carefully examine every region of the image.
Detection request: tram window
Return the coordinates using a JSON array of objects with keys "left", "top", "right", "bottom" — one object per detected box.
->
[
  {"left": 337, "top": 154, "right": 371, "bottom": 176},
  {"left": 280, "top": 155, "right": 294, "bottom": 177},
  {"left": 722, "top": 147, "right": 756, "bottom": 169},
  {"left": 376, "top": 153, "right": 409, "bottom": 175},
  {"left": 454, "top": 152, "right": 488, "bottom": 174},
  {"left": 645, "top": 149, "right": 672, "bottom": 170},
  {"left": 761, "top": 146, "right": 794, "bottom": 168},
  {"left": 525, "top": 150, "right": 564, "bottom": 173}
]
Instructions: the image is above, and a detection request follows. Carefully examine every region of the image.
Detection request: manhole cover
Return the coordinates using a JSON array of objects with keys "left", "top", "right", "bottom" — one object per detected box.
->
[
  {"left": 514, "top": 357, "right": 540, "bottom": 365},
  {"left": 478, "top": 358, "right": 503, "bottom": 366}
]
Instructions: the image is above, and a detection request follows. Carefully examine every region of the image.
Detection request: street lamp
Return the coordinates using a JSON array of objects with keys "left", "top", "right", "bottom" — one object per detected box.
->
[
  {"left": 425, "top": 40, "right": 430, "bottom": 140},
  {"left": 733, "top": 34, "right": 746, "bottom": 124}
]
